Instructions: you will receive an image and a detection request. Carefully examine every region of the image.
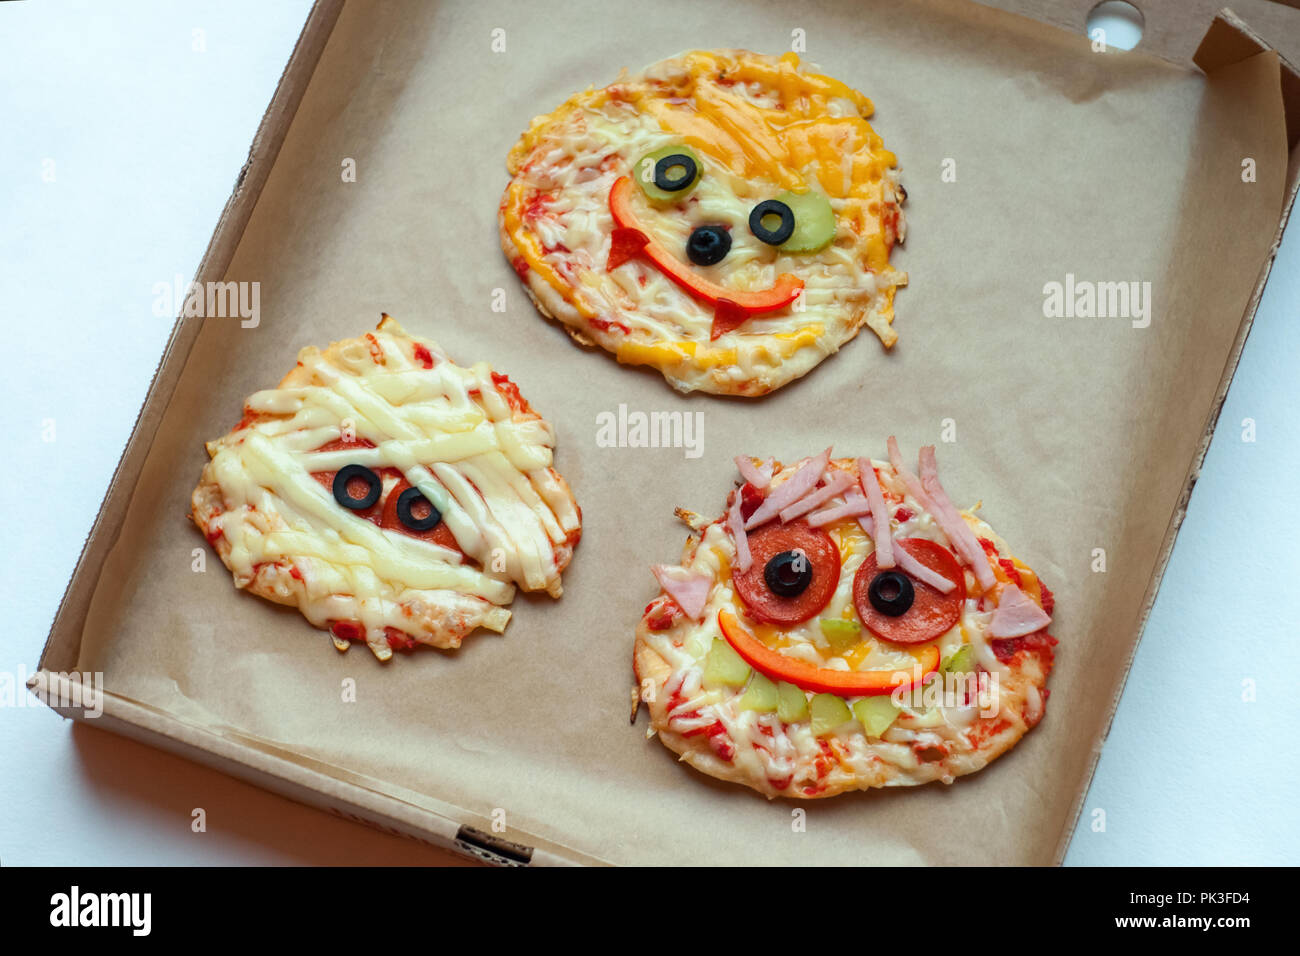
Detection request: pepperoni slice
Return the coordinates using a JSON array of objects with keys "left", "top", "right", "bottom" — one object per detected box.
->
[
  {"left": 732, "top": 521, "right": 839, "bottom": 625},
  {"left": 379, "top": 479, "right": 461, "bottom": 554},
  {"left": 853, "top": 538, "right": 965, "bottom": 645}
]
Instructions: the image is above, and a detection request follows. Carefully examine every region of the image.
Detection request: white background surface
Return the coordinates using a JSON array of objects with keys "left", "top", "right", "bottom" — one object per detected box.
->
[{"left": 2, "top": 1, "right": 1296, "bottom": 866}]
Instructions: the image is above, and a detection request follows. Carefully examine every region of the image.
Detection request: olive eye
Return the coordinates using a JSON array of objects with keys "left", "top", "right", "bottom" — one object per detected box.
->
[
  {"left": 333, "top": 464, "right": 382, "bottom": 510},
  {"left": 867, "top": 571, "right": 915, "bottom": 617},
  {"left": 764, "top": 549, "right": 812, "bottom": 597},
  {"left": 733, "top": 523, "right": 840, "bottom": 626},
  {"left": 635, "top": 145, "right": 703, "bottom": 203},
  {"left": 749, "top": 200, "right": 795, "bottom": 245},
  {"left": 686, "top": 225, "right": 731, "bottom": 265},
  {"left": 654, "top": 154, "right": 698, "bottom": 192},
  {"left": 396, "top": 486, "right": 442, "bottom": 532},
  {"left": 379, "top": 479, "right": 449, "bottom": 541},
  {"left": 749, "top": 191, "right": 836, "bottom": 253},
  {"left": 852, "top": 538, "right": 966, "bottom": 645}
]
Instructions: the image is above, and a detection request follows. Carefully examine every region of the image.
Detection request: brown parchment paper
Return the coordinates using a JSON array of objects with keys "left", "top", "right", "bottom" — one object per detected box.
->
[{"left": 75, "top": 0, "right": 1287, "bottom": 865}]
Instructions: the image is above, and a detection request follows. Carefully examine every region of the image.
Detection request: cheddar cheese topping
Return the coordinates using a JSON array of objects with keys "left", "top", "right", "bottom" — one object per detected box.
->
[{"left": 501, "top": 49, "right": 908, "bottom": 396}]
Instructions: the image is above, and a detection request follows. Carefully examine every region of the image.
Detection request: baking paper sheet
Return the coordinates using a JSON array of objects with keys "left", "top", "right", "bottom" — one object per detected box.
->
[{"left": 75, "top": 0, "right": 1287, "bottom": 864}]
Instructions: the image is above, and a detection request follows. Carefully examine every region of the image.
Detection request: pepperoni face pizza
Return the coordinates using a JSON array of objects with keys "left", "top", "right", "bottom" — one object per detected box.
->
[
  {"left": 633, "top": 443, "right": 1056, "bottom": 797},
  {"left": 501, "top": 50, "right": 907, "bottom": 396},
  {"left": 191, "top": 316, "right": 582, "bottom": 661}
]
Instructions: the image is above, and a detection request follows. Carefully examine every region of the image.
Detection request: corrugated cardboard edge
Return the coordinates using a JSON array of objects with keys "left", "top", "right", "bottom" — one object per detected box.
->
[
  {"left": 29, "top": 0, "right": 1300, "bottom": 867},
  {"left": 34, "top": 675, "right": 599, "bottom": 866},
  {"left": 1050, "top": 9, "right": 1300, "bottom": 865}
]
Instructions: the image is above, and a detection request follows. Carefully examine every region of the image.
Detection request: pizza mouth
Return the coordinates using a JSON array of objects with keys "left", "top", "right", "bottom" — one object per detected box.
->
[{"left": 605, "top": 176, "right": 804, "bottom": 340}]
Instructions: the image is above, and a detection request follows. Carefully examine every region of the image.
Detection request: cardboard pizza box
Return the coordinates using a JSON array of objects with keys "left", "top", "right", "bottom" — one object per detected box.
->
[{"left": 31, "top": 0, "right": 1300, "bottom": 865}]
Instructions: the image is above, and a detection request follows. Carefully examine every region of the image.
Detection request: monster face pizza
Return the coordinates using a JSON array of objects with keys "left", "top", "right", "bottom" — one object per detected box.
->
[
  {"left": 191, "top": 316, "right": 582, "bottom": 661},
  {"left": 501, "top": 50, "right": 907, "bottom": 396},
  {"left": 633, "top": 442, "right": 1056, "bottom": 797}
]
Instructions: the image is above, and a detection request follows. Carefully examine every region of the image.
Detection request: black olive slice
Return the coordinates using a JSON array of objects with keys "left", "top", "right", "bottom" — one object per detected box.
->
[
  {"left": 333, "top": 464, "right": 381, "bottom": 510},
  {"left": 396, "top": 485, "right": 442, "bottom": 532},
  {"left": 653, "top": 153, "right": 699, "bottom": 192},
  {"left": 868, "top": 570, "right": 915, "bottom": 617},
  {"left": 749, "top": 199, "right": 796, "bottom": 245},
  {"left": 686, "top": 225, "right": 732, "bottom": 266},
  {"left": 764, "top": 549, "right": 813, "bottom": 597}
]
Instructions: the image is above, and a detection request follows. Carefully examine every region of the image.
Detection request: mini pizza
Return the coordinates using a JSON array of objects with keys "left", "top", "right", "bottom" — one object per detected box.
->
[
  {"left": 191, "top": 316, "right": 582, "bottom": 661},
  {"left": 501, "top": 49, "right": 907, "bottom": 396},
  {"left": 633, "top": 442, "right": 1056, "bottom": 798}
]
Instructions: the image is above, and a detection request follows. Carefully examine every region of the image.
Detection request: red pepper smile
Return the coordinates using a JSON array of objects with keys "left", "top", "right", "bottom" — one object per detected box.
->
[
  {"left": 718, "top": 610, "right": 941, "bottom": 697},
  {"left": 606, "top": 176, "right": 804, "bottom": 340}
]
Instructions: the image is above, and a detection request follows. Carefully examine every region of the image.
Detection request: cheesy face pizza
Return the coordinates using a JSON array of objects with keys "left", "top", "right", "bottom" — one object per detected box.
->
[
  {"left": 501, "top": 50, "right": 907, "bottom": 396},
  {"left": 191, "top": 316, "right": 582, "bottom": 661},
  {"left": 634, "top": 442, "right": 1056, "bottom": 798}
]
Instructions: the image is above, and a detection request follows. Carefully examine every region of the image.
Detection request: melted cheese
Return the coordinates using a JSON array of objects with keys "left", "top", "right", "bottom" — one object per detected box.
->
[
  {"left": 502, "top": 49, "right": 908, "bottom": 394},
  {"left": 197, "top": 318, "right": 580, "bottom": 659}
]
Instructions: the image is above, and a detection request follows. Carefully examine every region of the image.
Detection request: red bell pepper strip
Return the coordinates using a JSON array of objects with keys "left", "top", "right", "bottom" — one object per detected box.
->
[
  {"left": 607, "top": 176, "right": 803, "bottom": 337},
  {"left": 718, "top": 610, "right": 940, "bottom": 697}
]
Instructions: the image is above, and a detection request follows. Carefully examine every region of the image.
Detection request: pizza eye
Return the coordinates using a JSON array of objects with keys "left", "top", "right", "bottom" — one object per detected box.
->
[
  {"left": 749, "top": 191, "right": 836, "bottom": 253},
  {"left": 852, "top": 538, "right": 966, "bottom": 645},
  {"left": 867, "top": 570, "right": 915, "bottom": 616},
  {"left": 749, "top": 199, "right": 796, "bottom": 245},
  {"left": 332, "top": 464, "right": 382, "bottom": 510},
  {"left": 764, "top": 549, "right": 812, "bottom": 596},
  {"left": 379, "top": 479, "right": 457, "bottom": 548},
  {"left": 395, "top": 485, "right": 442, "bottom": 532},
  {"left": 732, "top": 522, "right": 840, "bottom": 625},
  {"left": 653, "top": 153, "right": 698, "bottom": 192},
  {"left": 635, "top": 145, "right": 703, "bottom": 203},
  {"left": 686, "top": 225, "right": 731, "bottom": 265}
]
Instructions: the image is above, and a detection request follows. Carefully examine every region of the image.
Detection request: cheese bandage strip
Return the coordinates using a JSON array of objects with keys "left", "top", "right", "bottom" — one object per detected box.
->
[{"left": 191, "top": 316, "right": 581, "bottom": 662}]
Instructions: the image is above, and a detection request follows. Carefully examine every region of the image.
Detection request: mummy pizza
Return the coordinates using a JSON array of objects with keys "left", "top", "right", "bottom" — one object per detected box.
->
[
  {"left": 191, "top": 316, "right": 581, "bottom": 661},
  {"left": 501, "top": 50, "right": 907, "bottom": 396},
  {"left": 633, "top": 442, "right": 1057, "bottom": 798}
]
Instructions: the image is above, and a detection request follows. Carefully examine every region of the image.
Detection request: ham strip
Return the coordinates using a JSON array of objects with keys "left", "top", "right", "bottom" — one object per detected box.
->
[
  {"left": 886, "top": 436, "right": 935, "bottom": 514},
  {"left": 917, "top": 445, "right": 997, "bottom": 592},
  {"left": 650, "top": 564, "right": 713, "bottom": 621},
  {"left": 807, "top": 493, "right": 872, "bottom": 527},
  {"left": 744, "top": 448, "right": 832, "bottom": 530},
  {"left": 728, "top": 490, "right": 752, "bottom": 573},
  {"left": 893, "top": 538, "right": 958, "bottom": 594},
  {"left": 857, "top": 457, "right": 895, "bottom": 569},
  {"left": 989, "top": 584, "right": 1052, "bottom": 637},
  {"left": 734, "top": 455, "right": 774, "bottom": 490},
  {"left": 779, "top": 471, "right": 855, "bottom": 523}
]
